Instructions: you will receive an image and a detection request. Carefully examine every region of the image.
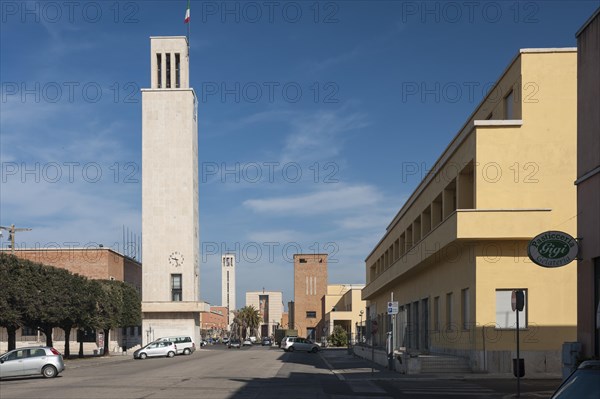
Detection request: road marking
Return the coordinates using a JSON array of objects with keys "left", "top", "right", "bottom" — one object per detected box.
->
[
  {"left": 401, "top": 387, "right": 497, "bottom": 396},
  {"left": 319, "top": 352, "right": 346, "bottom": 381},
  {"left": 403, "top": 392, "right": 492, "bottom": 396}
]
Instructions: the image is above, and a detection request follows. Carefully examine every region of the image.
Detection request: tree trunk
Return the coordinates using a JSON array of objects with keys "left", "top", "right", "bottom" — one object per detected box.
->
[
  {"left": 6, "top": 325, "right": 18, "bottom": 351},
  {"left": 78, "top": 338, "right": 84, "bottom": 358},
  {"left": 42, "top": 325, "right": 53, "bottom": 347},
  {"left": 62, "top": 326, "right": 72, "bottom": 358},
  {"left": 103, "top": 328, "right": 110, "bottom": 356}
]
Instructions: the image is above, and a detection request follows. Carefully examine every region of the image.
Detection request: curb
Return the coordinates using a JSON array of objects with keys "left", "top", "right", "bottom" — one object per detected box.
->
[{"left": 318, "top": 351, "right": 346, "bottom": 381}]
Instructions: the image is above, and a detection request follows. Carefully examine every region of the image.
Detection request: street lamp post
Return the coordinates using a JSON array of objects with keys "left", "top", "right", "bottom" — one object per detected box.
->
[{"left": 359, "top": 310, "right": 364, "bottom": 343}]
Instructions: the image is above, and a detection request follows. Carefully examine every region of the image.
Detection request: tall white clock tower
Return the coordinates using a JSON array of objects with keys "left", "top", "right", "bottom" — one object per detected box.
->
[
  {"left": 221, "top": 254, "right": 236, "bottom": 330},
  {"left": 141, "top": 36, "right": 206, "bottom": 344}
]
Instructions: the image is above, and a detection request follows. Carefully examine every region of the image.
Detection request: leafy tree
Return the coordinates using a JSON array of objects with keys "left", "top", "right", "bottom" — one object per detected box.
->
[
  {"left": 118, "top": 281, "right": 142, "bottom": 329},
  {"left": 329, "top": 325, "right": 348, "bottom": 347},
  {"left": 77, "top": 280, "right": 104, "bottom": 358},
  {"left": 58, "top": 272, "right": 93, "bottom": 358},
  {"left": 0, "top": 254, "right": 70, "bottom": 349},
  {"left": 0, "top": 254, "right": 27, "bottom": 350},
  {"left": 94, "top": 280, "right": 140, "bottom": 356},
  {"left": 28, "top": 264, "right": 76, "bottom": 347},
  {"left": 95, "top": 280, "right": 124, "bottom": 356},
  {"left": 1, "top": 254, "right": 140, "bottom": 356}
]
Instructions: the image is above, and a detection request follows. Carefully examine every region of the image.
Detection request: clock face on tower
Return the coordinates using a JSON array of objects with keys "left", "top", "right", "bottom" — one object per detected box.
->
[{"left": 169, "top": 251, "right": 184, "bottom": 267}]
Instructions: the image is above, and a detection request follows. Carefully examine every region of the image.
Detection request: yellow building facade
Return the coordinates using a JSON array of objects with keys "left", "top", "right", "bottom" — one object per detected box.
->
[
  {"left": 362, "top": 49, "right": 578, "bottom": 373},
  {"left": 323, "top": 284, "right": 366, "bottom": 344}
]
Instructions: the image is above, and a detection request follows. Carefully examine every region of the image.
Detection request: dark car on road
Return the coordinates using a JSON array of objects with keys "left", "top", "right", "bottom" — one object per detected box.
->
[
  {"left": 262, "top": 337, "right": 272, "bottom": 346},
  {"left": 228, "top": 339, "right": 241, "bottom": 349},
  {"left": 550, "top": 360, "right": 600, "bottom": 398}
]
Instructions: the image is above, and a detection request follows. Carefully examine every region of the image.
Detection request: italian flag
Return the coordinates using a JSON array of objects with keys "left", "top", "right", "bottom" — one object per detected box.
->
[{"left": 184, "top": 0, "right": 190, "bottom": 23}]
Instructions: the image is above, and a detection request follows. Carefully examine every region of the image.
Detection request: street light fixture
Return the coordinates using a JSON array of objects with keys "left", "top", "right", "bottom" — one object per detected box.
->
[{"left": 359, "top": 310, "right": 364, "bottom": 343}]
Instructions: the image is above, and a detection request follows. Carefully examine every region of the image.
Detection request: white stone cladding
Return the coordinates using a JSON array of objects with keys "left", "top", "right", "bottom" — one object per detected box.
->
[
  {"left": 141, "top": 36, "right": 203, "bottom": 344},
  {"left": 221, "top": 254, "right": 236, "bottom": 330}
]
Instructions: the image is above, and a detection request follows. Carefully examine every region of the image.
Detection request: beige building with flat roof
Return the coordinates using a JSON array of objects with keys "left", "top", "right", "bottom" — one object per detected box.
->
[
  {"left": 323, "top": 284, "right": 366, "bottom": 343},
  {"left": 245, "top": 291, "right": 283, "bottom": 338},
  {"left": 363, "top": 49, "right": 578, "bottom": 373}
]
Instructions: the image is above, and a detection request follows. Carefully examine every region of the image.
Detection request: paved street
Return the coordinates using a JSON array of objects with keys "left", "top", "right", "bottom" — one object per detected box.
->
[{"left": 0, "top": 346, "right": 562, "bottom": 399}]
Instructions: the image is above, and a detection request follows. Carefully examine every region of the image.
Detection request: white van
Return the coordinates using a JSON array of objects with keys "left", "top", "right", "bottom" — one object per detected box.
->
[{"left": 155, "top": 336, "right": 196, "bottom": 355}]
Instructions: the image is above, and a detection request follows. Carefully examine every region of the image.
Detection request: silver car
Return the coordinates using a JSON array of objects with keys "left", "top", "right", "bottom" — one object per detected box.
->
[
  {"left": 133, "top": 341, "right": 177, "bottom": 359},
  {"left": 282, "top": 337, "right": 319, "bottom": 353},
  {"left": 154, "top": 336, "right": 195, "bottom": 355},
  {"left": 0, "top": 346, "right": 65, "bottom": 379}
]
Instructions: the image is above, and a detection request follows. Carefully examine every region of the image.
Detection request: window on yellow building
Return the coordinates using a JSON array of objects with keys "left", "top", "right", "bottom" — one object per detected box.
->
[
  {"left": 461, "top": 288, "right": 470, "bottom": 330},
  {"left": 433, "top": 296, "right": 440, "bottom": 331},
  {"left": 495, "top": 289, "right": 527, "bottom": 329},
  {"left": 446, "top": 292, "right": 453, "bottom": 330}
]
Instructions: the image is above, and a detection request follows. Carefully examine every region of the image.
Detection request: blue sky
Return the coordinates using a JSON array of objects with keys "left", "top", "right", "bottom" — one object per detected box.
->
[{"left": 1, "top": 0, "right": 598, "bottom": 308}]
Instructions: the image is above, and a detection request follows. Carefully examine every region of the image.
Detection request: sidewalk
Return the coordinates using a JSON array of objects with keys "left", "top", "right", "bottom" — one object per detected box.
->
[
  {"left": 319, "top": 347, "right": 562, "bottom": 382},
  {"left": 63, "top": 352, "right": 132, "bottom": 369},
  {"left": 319, "top": 347, "right": 400, "bottom": 381}
]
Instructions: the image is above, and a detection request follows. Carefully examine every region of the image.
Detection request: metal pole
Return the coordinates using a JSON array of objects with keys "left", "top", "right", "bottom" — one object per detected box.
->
[
  {"left": 390, "top": 292, "right": 395, "bottom": 370},
  {"left": 370, "top": 317, "right": 375, "bottom": 376},
  {"left": 516, "top": 308, "right": 520, "bottom": 398}
]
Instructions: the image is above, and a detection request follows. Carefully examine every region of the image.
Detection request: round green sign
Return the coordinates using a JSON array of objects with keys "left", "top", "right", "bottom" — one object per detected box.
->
[{"left": 527, "top": 230, "right": 579, "bottom": 268}]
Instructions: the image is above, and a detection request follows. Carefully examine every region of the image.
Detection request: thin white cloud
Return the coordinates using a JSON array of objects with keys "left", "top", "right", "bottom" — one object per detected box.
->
[
  {"left": 246, "top": 230, "right": 306, "bottom": 244},
  {"left": 280, "top": 109, "right": 368, "bottom": 164},
  {"left": 308, "top": 46, "right": 364, "bottom": 73},
  {"left": 337, "top": 212, "right": 396, "bottom": 231},
  {"left": 243, "top": 184, "right": 382, "bottom": 215}
]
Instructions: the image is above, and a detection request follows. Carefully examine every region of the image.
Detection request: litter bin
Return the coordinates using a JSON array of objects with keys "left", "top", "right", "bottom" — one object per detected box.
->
[{"left": 513, "top": 358, "right": 525, "bottom": 377}]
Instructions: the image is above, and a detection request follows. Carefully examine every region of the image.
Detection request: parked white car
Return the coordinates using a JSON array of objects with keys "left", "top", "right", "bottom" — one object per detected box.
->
[
  {"left": 133, "top": 341, "right": 177, "bottom": 359},
  {"left": 154, "top": 336, "right": 196, "bottom": 355},
  {"left": 282, "top": 337, "right": 319, "bottom": 353}
]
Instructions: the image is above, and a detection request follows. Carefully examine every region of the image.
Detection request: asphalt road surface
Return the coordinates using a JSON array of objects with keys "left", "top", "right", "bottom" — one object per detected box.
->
[{"left": 0, "top": 345, "right": 561, "bottom": 399}]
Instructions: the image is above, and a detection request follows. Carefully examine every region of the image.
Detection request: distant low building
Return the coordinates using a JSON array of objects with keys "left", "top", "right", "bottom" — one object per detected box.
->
[
  {"left": 201, "top": 306, "right": 229, "bottom": 337},
  {"left": 245, "top": 291, "right": 283, "bottom": 337},
  {"left": 323, "top": 284, "right": 366, "bottom": 343}
]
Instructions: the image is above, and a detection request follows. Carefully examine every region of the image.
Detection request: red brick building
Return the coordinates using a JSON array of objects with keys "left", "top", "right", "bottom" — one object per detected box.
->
[
  {"left": 0, "top": 248, "right": 142, "bottom": 353},
  {"left": 292, "top": 254, "right": 328, "bottom": 341},
  {"left": 201, "top": 306, "right": 229, "bottom": 338},
  {"left": 3, "top": 248, "right": 142, "bottom": 291}
]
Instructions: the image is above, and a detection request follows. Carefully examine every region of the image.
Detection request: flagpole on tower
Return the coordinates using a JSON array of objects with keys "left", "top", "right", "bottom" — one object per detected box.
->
[{"left": 185, "top": 0, "right": 191, "bottom": 59}]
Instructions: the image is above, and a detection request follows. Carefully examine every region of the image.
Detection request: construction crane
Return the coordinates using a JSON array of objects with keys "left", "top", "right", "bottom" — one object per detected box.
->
[{"left": 0, "top": 224, "right": 32, "bottom": 254}]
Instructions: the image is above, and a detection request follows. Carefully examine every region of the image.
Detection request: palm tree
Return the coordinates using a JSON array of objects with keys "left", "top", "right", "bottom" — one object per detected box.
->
[{"left": 236, "top": 306, "right": 262, "bottom": 338}]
